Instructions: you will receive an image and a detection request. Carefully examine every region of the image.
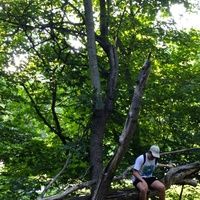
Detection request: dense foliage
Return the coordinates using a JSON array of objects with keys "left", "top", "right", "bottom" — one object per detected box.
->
[{"left": 0, "top": 0, "right": 199, "bottom": 199}]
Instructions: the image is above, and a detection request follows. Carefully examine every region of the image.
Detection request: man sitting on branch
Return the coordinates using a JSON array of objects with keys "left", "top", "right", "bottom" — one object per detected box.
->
[{"left": 132, "top": 145, "right": 174, "bottom": 200}]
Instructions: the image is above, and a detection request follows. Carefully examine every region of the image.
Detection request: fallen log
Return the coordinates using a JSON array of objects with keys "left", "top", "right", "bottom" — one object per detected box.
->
[{"left": 164, "top": 161, "right": 200, "bottom": 189}]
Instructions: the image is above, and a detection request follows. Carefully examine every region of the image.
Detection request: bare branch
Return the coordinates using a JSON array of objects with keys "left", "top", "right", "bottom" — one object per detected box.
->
[
  {"left": 160, "top": 148, "right": 200, "bottom": 156},
  {"left": 21, "top": 82, "right": 67, "bottom": 145},
  {"left": 40, "top": 180, "right": 96, "bottom": 200},
  {"left": 39, "top": 153, "right": 72, "bottom": 199}
]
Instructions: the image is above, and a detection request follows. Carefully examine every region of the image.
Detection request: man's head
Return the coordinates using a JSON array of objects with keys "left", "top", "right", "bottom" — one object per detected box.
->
[{"left": 149, "top": 145, "right": 160, "bottom": 158}]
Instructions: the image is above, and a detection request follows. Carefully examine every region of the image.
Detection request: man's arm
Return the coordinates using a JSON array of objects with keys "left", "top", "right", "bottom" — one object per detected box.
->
[{"left": 133, "top": 169, "right": 145, "bottom": 182}]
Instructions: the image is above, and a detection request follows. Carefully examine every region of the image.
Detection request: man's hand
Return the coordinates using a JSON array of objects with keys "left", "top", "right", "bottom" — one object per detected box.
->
[{"left": 133, "top": 169, "right": 145, "bottom": 182}]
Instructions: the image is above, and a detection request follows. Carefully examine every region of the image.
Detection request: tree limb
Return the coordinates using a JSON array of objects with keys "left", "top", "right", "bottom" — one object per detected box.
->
[
  {"left": 38, "top": 153, "right": 72, "bottom": 199},
  {"left": 160, "top": 148, "right": 200, "bottom": 156},
  {"left": 164, "top": 161, "right": 200, "bottom": 189}
]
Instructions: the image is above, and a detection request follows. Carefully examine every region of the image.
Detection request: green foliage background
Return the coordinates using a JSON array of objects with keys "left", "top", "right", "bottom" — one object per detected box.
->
[{"left": 0, "top": 0, "right": 199, "bottom": 199}]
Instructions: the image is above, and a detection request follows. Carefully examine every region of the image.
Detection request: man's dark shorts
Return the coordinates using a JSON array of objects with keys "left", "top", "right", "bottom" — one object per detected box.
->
[{"left": 133, "top": 177, "right": 158, "bottom": 189}]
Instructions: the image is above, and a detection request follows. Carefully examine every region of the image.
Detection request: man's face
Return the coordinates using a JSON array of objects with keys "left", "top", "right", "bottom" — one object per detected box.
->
[{"left": 149, "top": 151, "right": 156, "bottom": 160}]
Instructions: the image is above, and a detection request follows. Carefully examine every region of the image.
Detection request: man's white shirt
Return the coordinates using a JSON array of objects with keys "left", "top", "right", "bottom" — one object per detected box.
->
[{"left": 132, "top": 153, "right": 157, "bottom": 182}]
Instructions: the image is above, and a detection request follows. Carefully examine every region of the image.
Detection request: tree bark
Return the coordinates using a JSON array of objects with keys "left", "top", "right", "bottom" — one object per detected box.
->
[
  {"left": 89, "top": 110, "right": 106, "bottom": 183},
  {"left": 83, "top": 0, "right": 104, "bottom": 183},
  {"left": 83, "top": 0, "right": 103, "bottom": 110}
]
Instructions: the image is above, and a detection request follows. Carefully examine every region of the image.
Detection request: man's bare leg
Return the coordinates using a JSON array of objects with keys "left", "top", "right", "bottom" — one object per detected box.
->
[
  {"left": 137, "top": 181, "right": 149, "bottom": 200},
  {"left": 150, "top": 180, "right": 165, "bottom": 200}
]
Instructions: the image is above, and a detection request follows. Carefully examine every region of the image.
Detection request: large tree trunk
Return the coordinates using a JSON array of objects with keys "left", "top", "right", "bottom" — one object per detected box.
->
[
  {"left": 84, "top": 0, "right": 118, "bottom": 186},
  {"left": 89, "top": 110, "right": 106, "bottom": 183}
]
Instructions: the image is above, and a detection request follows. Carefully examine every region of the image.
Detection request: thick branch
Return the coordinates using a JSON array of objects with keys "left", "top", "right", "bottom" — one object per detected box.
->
[
  {"left": 164, "top": 161, "right": 200, "bottom": 189},
  {"left": 100, "top": 0, "right": 109, "bottom": 37},
  {"left": 84, "top": 0, "right": 103, "bottom": 110},
  {"left": 104, "top": 45, "right": 118, "bottom": 112}
]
